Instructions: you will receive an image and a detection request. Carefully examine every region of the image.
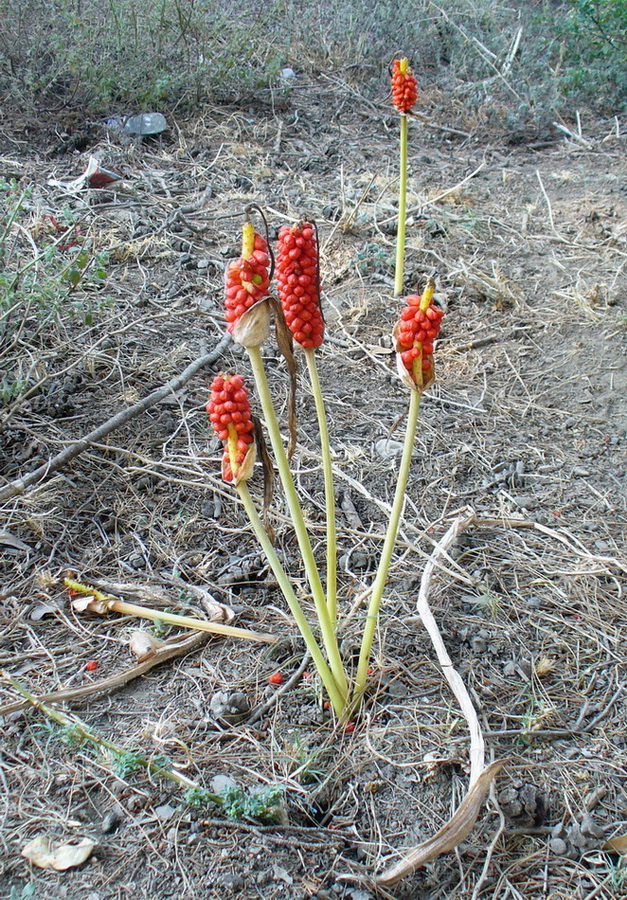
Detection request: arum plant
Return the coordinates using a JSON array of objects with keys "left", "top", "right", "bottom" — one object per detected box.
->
[
  {"left": 220, "top": 210, "right": 348, "bottom": 710},
  {"left": 207, "top": 373, "right": 346, "bottom": 715},
  {"left": 275, "top": 221, "right": 337, "bottom": 625},
  {"left": 391, "top": 58, "right": 418, "bottom": 297},
  {"left": 352, "top": 278, "right": 442, "bottom": 708},
  {"left": 210, "top": 209, "right": 443, "bottom": 719}
]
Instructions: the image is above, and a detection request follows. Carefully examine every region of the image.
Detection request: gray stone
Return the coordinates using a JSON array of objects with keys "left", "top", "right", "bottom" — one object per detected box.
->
[
  {"left": 210, "top": 690, "right": 251, "bottom": 724},
  {"left": 550, "top": 838, "right": 568, "bottom": 855},
  {"left": 155, "top": 803, "right": 177, "bottom": 820}
]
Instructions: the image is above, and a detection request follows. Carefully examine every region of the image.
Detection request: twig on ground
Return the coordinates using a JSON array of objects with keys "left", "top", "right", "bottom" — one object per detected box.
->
[
  {"left": 370, "top": 509, "right": 505, "bottom": 885},
  {"left": 247, "top": 652, "right": 312, "bottom": 724},
  {"left": 0, "top": 333, "right": 231, "bottom": 503},
  {"left": 0, "top": 630, "right": 208, "bottom": 716},
  {"left": 2, "top": 672, "right": 204, "bottom": 791}
]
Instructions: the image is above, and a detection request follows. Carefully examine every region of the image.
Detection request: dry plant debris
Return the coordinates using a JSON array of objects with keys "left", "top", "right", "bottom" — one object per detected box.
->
[{"left": 1, "top": 75, "right": 626, "bottom": 900}]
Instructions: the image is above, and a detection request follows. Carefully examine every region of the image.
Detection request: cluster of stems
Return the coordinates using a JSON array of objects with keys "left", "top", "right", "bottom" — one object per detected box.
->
[{"left": 211, "top": 69, "right": 436, "bottom": 719}]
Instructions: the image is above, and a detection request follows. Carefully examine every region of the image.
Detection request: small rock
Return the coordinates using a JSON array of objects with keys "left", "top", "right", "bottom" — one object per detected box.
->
[
  {"left": 101, "top": 809, "right": 121, "bottom": 834},
  {"left": 155, "top": 803, "right": 177, "bottom": 821},
  {"left": 350, "top": 551, "right": 370, "bottom": 571},
  {"left": 215, "top": 874, "right": 244, "bottom": 890},
  {"left": 210, "top": 690, "right": 251, "bottom": 725},
  {"left": 550, "top": 837, "right": 568, "bottom": 855},
  {"left": 511, "top": 495, "right": 537, "bottom": 510},
  {"left": 580, "top": 812, "right": 604, "bottom": 839},
  {"left": 210, "top": 774, "right": 238, "bottom": 794},
  {"left": 470, "top": 634, "right": 487, "bottom": 653},
  {"left": 567, "top": 822, "right": 587, "bottom": 849},
  {"left": 272, "top": 864, "right": 293, "bottom": 885}
]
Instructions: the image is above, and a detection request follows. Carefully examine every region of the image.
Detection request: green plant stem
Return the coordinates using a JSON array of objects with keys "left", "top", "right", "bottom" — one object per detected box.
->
[
  {"left": 304, "top": 347, "right": 337, "bottom": 624},
  {"left": 351, "top": 386, "right": 421, "bottom": 708},
  {"left": 3, "top": 671, "right": 214, "bottom": 795},
  {"left": 237, "top": 482, "right": 345, "bottom": 716},
  {"left": 394, "top": 113, "right": 409, "bottom": 297},
  {"left": 247, "top": 345, "right": 348, "bottom": 702}
]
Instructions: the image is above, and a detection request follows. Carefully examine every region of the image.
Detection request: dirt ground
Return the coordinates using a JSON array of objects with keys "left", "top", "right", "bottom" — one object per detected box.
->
[{"left": 1, "top": 76, "right": 626, "bottom": 900}]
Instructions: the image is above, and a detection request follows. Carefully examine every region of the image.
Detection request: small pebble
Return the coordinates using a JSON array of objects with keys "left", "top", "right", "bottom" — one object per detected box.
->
[
  {"left": 101, "top": 809, "right": 121, "bottom": 834},
  {"left": 550, "top": 837, "right": 568, "bottom": 855},
  {"left": 511, "top": 495, "right": 537, "bottom": 510},
  {"left": 155, "top": 803, "right": 177, "bottom": 821}
]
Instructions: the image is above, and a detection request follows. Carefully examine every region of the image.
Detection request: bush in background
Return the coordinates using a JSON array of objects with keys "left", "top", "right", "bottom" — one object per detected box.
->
[{"left": 0, "top": 0, "right": 625, "bottom": 122}]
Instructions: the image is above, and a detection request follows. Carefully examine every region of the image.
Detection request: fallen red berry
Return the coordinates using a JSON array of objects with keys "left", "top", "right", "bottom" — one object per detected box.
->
[
  {"left": 85, "top": 660, "right": 98, "bottom": 672},
  {"left": 344, "top": 721, "right": 355, "bottom": 733},
  {"left": 268, "top": 671, "right": 283, "bottom": 685},
  {"left": 391, "top": 58, "right": 418, "bottom": 114},
  {"left": 276, "top": 222, "right": 324, "bottom": 348},
  {"left": 207, "top": 373, "right": 256, "bottom": 483}
]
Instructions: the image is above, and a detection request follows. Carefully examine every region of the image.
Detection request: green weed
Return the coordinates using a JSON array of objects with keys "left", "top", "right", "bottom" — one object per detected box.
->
[{"left": 220, "top": 782, "right": 285, "bottom": 824}]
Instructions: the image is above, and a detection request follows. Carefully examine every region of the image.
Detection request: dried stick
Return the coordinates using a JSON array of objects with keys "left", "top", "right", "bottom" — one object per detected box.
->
[
  {"left": 374, "top": 509, "right": 504, "bottom": 885},
  {"left": 0, "top": 630, "right": 208, "bottom": 716},
  {"left": 415, "top": 509, "right": 485, "bottom": 783},
  {"left": 0, "top": 333, "right": 231, "bottom": 503},
  {"left": 66, "top": 577, "right": 276, "bottom": 644}
]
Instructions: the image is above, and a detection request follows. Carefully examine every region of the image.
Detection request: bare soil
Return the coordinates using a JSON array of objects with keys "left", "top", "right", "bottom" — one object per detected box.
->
[{"left": 1, "top": 78, "right": 626, "bottom": 900}]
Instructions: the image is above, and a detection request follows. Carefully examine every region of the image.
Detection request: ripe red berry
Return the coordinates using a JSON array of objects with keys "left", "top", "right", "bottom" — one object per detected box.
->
[
  {"left": 396, "top": 292, "right": 443, "bottom": 382},
  {"left": 391, "top": 59, "right": 418, "bottom": 113},
  {"left": 276, "top": 222, "right": 324, "bottom": 348},
  {"left": 85, "top": 660, "right": 98, "bottom": 672},
  {"left": 207, "top": 373, "right": 255, "bottom": 482},
  {"left": 268, "top": 671, "right": 283, "bottom": 685},
  {"left": 224, "top": 231, "right": 270, "bottom": 332}
]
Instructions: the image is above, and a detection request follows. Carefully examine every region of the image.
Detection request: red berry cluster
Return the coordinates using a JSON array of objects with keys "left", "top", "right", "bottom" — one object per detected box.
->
[
  {"left": 391, "top": 59, "right": 418, "bottom": 114},
  {"left": 276, "top": 222, "right": 324, "bottom": 349},
  {"left": 397, "top": 295, "right": 444, "bottom": 376},
  {"left": 224, "top": 232, "right": 271, "bottom": 332},
  {"left": 206, "top": 374, "right": 255, "bottom": 482}
]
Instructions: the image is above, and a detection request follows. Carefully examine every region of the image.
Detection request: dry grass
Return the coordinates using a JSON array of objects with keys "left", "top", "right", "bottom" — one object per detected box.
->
[{"left": 1, "top": 79, "right": 626, "bottom": 899}]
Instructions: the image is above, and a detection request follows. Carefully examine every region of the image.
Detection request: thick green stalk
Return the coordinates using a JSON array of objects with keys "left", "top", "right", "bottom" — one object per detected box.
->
[
  {"left": 237, "top": 483, "right": 345, "bottom": 716},
  {"left": 304, "top": 348, "right": 337, "bottom": 624},
  {"left": 351, "top": 387, "right": 421, "bottom": 707},
  {"left": 246, "top": 346, "right": 348, "bottom": 701},
  {"left": 394, "top": 113, "right": 409, "bottom": 297}
]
